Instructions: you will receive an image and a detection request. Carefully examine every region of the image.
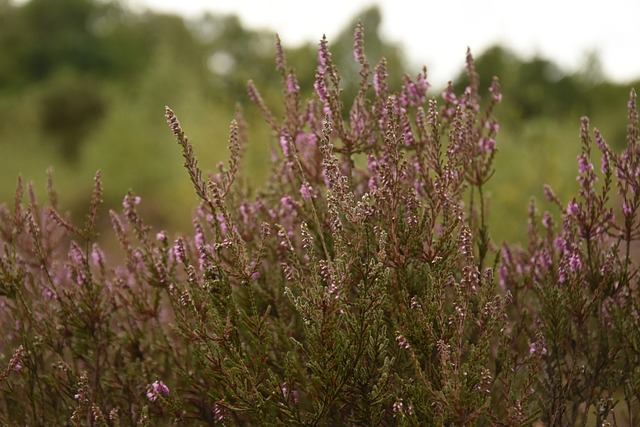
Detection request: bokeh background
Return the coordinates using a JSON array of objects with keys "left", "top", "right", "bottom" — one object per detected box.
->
[{"left": 1, "top": 0, "right": 638, "bottom": 244}]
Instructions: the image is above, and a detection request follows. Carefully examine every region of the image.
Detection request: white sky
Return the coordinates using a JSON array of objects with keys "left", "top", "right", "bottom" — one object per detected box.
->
[{"left": 128, "top": 0, "right": 639, "bottom": 87}]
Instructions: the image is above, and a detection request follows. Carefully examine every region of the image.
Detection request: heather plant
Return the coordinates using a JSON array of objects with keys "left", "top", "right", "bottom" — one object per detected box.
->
[
  {"left": 500, "top": 91, "right": 640, "bottom": 426},
  {"left": 0, "top": 23, "right": 638, "bottom": 426}
]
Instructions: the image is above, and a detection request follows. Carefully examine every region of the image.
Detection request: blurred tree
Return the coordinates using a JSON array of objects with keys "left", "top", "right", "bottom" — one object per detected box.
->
[
  {"left": 14, "top": 0, "right": 111, "bottom": 81},
  {"left": 39, "top": 69, "right": 105, "bottom": 161}
]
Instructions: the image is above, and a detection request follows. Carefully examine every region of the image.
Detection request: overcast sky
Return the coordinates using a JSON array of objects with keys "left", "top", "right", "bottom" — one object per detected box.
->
[{"left": 128, "top": 0, "right": 639, "bottom": 87}]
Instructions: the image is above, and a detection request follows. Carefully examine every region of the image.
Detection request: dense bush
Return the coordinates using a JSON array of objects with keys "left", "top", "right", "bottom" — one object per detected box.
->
[{"left": 1, "top": 24, "right": 638, "bottom": 426}]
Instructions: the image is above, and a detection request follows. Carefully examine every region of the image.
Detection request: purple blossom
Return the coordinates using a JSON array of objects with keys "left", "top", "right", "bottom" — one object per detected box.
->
[
  {"left": 601, "top": 153, "right": 610, "bottom": 174},
  {"left": 554, "top": 235, "right": 567, "bottom": 253},
  {"left": 567, "top": 200, "right": 580, "bottom": 217},
  {"left": 498, "top": 264, "right": 508, "bottom": 292},
  {"left": 373, "top": 59, "right": 388, "bottom": 97},
  {"left": 317, "top": 37, "right": 330, "bottom": 74},
  {"left": 399, "top": 69, "right": 430, "bottom": 108},
  {"left": 213, "top": 403, "right": 228, "bottom": 422},
  {"left": 281, "top": 195, "right": 295, "bottom": 213},
  {"left": 442, "top": 84, "right": 457, "bottom": 104},
  {"left": 91, "top": 244, "right": 104, "bottom": 267},
  {"left": 146, "top": 380, "right": 170, "bottom": 402},
  {"left": 217, "top": 213, "right": 228, "bottom": 235},
  {"left": 277, "top": 227, "right": 293, "bottom": 252},
  {"left": 368, "top": 176, "right": 377, "bottom": 191},
  {"left": 300, "top": 182, "right": 312, "bottom": 201},
  {"left": 479, "top": 137, "right": 496, "bottom": 153},
  {"left": 239, "top": 202, "right": 251, "bottom": 225},
  {"left": 543, "top": 185, "right": 557, "bottom": 202},
  {"left": 486, "top": 119, "right": 500, "bottom": 134},
  {"left": 122, "top": 195, "right": 141, "bottom": 211},
  {"left": 540, "top": 250, "right": 552, "bottom": 271},
  {"left": 569, "top": 252, "right": 582, "bottom": 272},
  {"left": 314, "top": 73, "right": 328, "bottom": 104},
  {"left": 156, "top": 231, "right": 166, "bottom": 242},
  {"left": 529, "top": 341, "right": 547, "bottom": 356},
  {"left": 279, "top": 132, "right": 291, "bottom": 157},
  {"left": 173, "top": 238, "right": 186, "bottom": 264},
  {"left": 577, "top": 154, "right": 593, "bottom": 174},
  {"left": 69, "top": 243, "right": 84, "bottom": 265},
  {"left": 286, "top": 73, "right": 299, "bottom": 94},
  {"left": 488, "top": 79, "right": 503, "bottom": 102},
  {"left": 396, "top": 334, "right": 411, "bottom": 350},
  {"left": 42, "top": 287, "right": 54, "bottom": 299}
]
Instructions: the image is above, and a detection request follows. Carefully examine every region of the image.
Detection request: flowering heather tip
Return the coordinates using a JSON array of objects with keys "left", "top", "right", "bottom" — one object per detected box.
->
[
  {"left": 569, "top": 252, "right": 582, "bottom": 272},
  {"left": 91, "top": 243, "right": 105, "bottom": 267},
  {"left": 122, "top": 195, "right": 141, "bottom": 211},
  {"left": 486, "top": 119, "right": 500, "bottom": 134},
  {"left": 373, "top": 58, "right": 388, "bottom": 97},
  {"left": 353, "top": 22, "right": 365, "bottom": 65},
  {"left": 529, "top": 341, "right": 548, "bottom": 356},
  {"left": 479, "top": 136, "right": 496, "bottom": 153},
  {"left": 69, "top": 242, "right": 84, "bottom": 266},
  {"left": 567, "top": 200, "right": 580, "bottom": 217},
  {"left": 6, "top": 346, "right": 24, "bottom": 374},
  {"left": 42, "top": 287, "right": 54, "bottom": 299},
  {"left": 300, "top": 182, "right": 313, "bottom": 201},
  {"left": 314, "top": 72, "right": 328, "bottom": 104},
  {"left": 194, "top": 224, "right": 205, "bottom": 249},
  {"left": 498, "top": 264, "right": 508, "bottom": 292},
  {"left": 165, "top": 106, "right": 182, "bottom": 138},
  {"left": 600, "top": 152, "right": 610, "bottom": 174},
  {"left": 554, "top": 235, "right": 567, "bottom": 253},
  {"left": 577, "top": 154, "right": 593, "bottom": 174},
  {"left": 156, "top": 231, "right": 166, "bottom": 242},
  {"left": 217, "top": 212, "right": 228, "bottom": 235},
  {"left": 279, "top": 131, "right": 291, "bottom": 157},
  {"left": 317, "top": 36, "right": 330, "bottom": 74},
  {"left": 396, "top": 334, "right": 411, "bottom": 350},
  {"left": 488, "top": 78, "right": 503, "bottom": 103},
  {"left": 274, "top": 34, "right": 285, "bottom": 72},
  {"left": 443, "top": 84, "right": 456, "bottom": 103},
  {"left": 213, "top": 403, "right": 230, "bottom": 422},
  {"left": 146, "top": 380, "right": 170, "bottom": 402},
  {"left": 286, "top": 73, "right": 299, "bottom": 94},
  {"left": 400, "top": 68, "right": 430, "bottom": 107},
  {"left": 246, "top": 80, "right": 260, "bottom": 103},
  {"left": 172, "top": 238, "right": 186, "bottom": 264},
  {"left": 543, "top": 185, "right": 558, "bottom": 203}
]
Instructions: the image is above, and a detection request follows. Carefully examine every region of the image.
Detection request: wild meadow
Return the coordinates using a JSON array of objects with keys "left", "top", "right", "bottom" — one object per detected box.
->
[{"left": 1, "top": 4, "right": 639, "bottom": 426}]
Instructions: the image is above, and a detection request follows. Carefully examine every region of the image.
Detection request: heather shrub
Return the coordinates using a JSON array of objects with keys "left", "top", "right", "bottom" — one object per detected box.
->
[{"left": 0, "top": 23, "right": 638, "bottom": 426}]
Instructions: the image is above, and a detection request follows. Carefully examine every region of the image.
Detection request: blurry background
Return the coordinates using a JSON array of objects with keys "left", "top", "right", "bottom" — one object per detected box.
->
[{"left": 1, "top": 0, "right": 638, "bottom": 243}]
